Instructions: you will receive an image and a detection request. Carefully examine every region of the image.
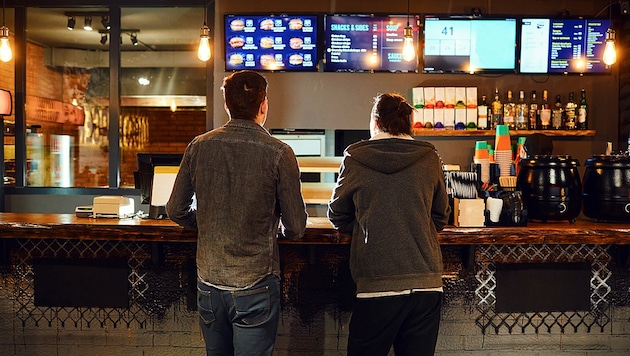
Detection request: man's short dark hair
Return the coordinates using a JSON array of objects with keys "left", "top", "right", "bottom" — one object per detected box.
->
[{"left": 222, "top": 70, "right": 268, "bottom": 120}]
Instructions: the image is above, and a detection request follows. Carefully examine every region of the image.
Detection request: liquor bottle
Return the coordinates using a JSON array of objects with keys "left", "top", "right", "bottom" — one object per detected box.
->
[
  {"left": 540, "top": 90, "right": 551, "bottom": 130},
  {"left": 503, "top": 90, "right": 516, "bottom": 129},
  {"left": 552, "top": 94, "right": 564, "bottom": 130},
  {"left": 477, "top": 95, "right": 489, "bottom": 130},
  {"left": 515, "top": 90, "right": 528, "bottom": 130},
  {"left": 564, "top": 92, "right": 577, "bottom": 130},
  {"left": 528, "top": 90, "right": 539, "bottom": 130},
  {"left": 577, "top": 88, "right": 588, "bottom": 130},
  {"left": 491, "top": 89, "right": 503, "bottom": 129}
]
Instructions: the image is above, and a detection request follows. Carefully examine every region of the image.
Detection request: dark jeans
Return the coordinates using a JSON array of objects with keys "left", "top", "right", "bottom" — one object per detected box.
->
[
  {"left": 197, "top": 275, "right": 281, "bottom": 356},
  {"left": 347, "top": 291, "right": 443, "bottom": 356}
]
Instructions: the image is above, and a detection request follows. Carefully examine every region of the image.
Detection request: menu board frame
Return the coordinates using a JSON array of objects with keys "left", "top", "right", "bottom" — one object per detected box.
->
[
  {"left": 323, "top": 13, "right": 420, "bottom": 73},
  {"left": 422, "top": 15, "right": 518, "bottom": 74},
  {"left": 224, "top": 13, "right": 322, "bottom": 72},
  {"left": 519, "top": 17, "right": 612, "bottom": 75}
]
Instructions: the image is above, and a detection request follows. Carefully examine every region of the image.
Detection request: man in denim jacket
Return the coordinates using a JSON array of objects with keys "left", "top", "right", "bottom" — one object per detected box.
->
[{"left": 166, "top": 70, "right": 307, "bottom": 355}]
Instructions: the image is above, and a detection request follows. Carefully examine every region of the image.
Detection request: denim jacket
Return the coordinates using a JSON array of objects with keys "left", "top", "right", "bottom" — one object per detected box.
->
[{"left": 166, "top": 119, "right": 307, "bottom": 289}]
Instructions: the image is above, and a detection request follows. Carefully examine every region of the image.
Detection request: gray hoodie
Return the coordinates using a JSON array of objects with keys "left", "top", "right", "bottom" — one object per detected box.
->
[{"left": 328, "top": 138, "right": 450, "bottom": 293}]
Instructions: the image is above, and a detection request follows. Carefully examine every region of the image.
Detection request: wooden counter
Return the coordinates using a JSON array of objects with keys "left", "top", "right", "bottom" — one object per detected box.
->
[{"left": 0, "top": 213, "right": 628, "bottom": 244}]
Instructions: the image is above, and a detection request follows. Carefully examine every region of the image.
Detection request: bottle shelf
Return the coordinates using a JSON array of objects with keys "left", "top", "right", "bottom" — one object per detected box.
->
[{"left": 412, "top": 129, "right": 595, "bottom": 137}]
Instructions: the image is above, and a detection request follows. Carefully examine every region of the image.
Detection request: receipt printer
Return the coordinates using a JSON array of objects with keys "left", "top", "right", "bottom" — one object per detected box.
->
[{"left": 93, "top": 196, "right": 135, "bottom": 218}]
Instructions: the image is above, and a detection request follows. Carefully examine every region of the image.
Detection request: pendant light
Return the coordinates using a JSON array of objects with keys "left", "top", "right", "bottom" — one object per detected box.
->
[
  {"left": 603, "top": 0, "right": 617, "bottom": 66},
  {"left": 197, "top": 1, "right": 211, "bottom": 62},
  {"left": 0, "top": 0, "right": 12, "bottom": 63},
  {"left": 402, "top": 0, "right": 415, "bottom": 62}
]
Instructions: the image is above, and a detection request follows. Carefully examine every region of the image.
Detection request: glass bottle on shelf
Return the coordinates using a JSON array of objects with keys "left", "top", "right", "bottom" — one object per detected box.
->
[
  {"left": 552, "top": 94, "right": 564, "bottom": 130},
  {"left": 578, "top": 88, "right": 588, "bottom": 130},
  {"left": 477, "top": 95, "right": 489, "bottom": 130},
  {"left": 564, "top": 92, "right": 577, "bottom": 130},
  {"left": 491, "top": 89, "right": 503, "bottom": 129},
  {"left": 528, "top": 90, "right": 539, "bottom": 130},
  {"left": 515, "top": 90, "right": 528, "bottom": 130},
  {"left": 540, "top": 90, "right": 551, "bottom": 130},
  {"left": 503, "top": 90, "right": 516, "bottom": 129}
]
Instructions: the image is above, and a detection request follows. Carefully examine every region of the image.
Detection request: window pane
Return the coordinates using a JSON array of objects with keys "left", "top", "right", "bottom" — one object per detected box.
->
[
  {"left": 119, "top": 7, "right": 206, "bottom": 189},
  {"left": 26, "top": 7, "right": 110, "bottom": 187}
]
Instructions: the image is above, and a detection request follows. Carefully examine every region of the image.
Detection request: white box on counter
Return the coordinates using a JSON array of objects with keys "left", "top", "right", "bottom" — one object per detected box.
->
[{"left": 93, "top": 196, "right": 135, "bottom": 218}]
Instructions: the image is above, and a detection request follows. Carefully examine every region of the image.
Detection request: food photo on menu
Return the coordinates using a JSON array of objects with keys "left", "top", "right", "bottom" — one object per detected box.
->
[{"left": 224, "top": 14, "right": 319, "bottom": 71}]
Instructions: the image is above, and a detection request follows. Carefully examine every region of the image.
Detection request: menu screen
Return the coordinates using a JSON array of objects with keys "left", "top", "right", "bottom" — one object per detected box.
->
[
  {"left": 423, "top": 17, "right": 517, "bottom": 73},
  {"left": 520, "top": 18, "right": 611, "bottom": 74},
  {"left": 224, "top": 14, "right": 319, "bottom": 72},
  {"left": 324, "top": 14, "right": 419, "bottom": 72}
]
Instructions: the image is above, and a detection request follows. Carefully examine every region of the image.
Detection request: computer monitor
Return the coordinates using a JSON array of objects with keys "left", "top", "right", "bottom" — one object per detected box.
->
[{"left": 134, "top": 153, "right": 183, "bottom": 205}]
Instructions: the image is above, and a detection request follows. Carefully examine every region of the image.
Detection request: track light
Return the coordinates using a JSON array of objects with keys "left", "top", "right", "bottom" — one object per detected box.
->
[
  {"left": 198, "top": 1, "right": 211, "bottom": 61},
  {"left": 101, "top": 16, "right": 110, "bottom": 30},
  {"left": 100, "top": 33, "right": 108, "bottom": 45},
  {"left": 67, "top": 16, "right": 76, "bottom": 30},
  {"left": 84, "top": 16, "right": 92, "bottom": 31},
  {"left": 130, "top": 33, "right": 138, "bottom": 46}
]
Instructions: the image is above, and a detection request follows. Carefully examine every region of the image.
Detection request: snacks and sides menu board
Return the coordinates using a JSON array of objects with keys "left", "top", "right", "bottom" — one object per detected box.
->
[
  {"left": 423, "top": 17, "right": 517, "bottom": 73},
  {"left": 324, "top": 14, "right": 419, "bottom": 72},
  {"left": 224, "top": 14, "right": 319, "bottom": 71},
  {"left": 520, "top": 18, "right": 611, "bottom": 74}
]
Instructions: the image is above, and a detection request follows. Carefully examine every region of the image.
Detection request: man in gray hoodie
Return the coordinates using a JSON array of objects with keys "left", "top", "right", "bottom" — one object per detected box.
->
[{"left": 328, "top": 92, "right": 450, "bottom": 356}]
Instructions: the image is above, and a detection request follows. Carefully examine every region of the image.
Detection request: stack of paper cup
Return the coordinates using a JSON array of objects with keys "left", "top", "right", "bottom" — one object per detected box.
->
[
  {"left": 473, "top": 140, "right": 490, "bottom": 183},
  {"left": 494, "top": 125, "right": 513, "bottom": 177}
]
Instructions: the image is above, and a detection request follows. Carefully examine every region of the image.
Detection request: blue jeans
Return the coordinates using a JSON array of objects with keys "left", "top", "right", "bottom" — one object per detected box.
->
[{"left": 197, "top": 275, "right": 281, "bottom": 356}]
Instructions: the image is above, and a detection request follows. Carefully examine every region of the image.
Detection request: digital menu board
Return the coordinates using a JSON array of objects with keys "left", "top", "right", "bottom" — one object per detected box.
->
[
  {"left": 520, "top": 18, "right": 611, "bottom": 74},
  {"left": 224, "top": 14, "right": 319, "bottom": 72},
  {"left": 324, "top": 14, "right": 419, "bottom": 72},
  {"left": 423, "top": 17, "right": 517, "bottom": 73}
]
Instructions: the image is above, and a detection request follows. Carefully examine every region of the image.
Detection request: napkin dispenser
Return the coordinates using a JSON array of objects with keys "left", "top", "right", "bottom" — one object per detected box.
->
[{"left": 93, "top": 196, "right": 135, "bottom": 218}]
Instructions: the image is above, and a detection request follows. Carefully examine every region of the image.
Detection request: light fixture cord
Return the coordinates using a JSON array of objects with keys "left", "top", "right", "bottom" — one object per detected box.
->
[
  {"left": 2, "top": 0, "right": 5, "bottom": 27},
  {"left": 203, "top": 0, "right": 207, "bottom": 26},
  {"left": 406, "top": 0, "right": 410, "bottom": 26}
]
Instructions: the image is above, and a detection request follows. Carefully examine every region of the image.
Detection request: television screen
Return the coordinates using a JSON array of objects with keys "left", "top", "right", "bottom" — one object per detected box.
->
[
  {"left": 519, "top": 18, "right": 611, "bottom": 74},
  {"left": 224, "top": 14, "right": 320, "bottom": 71},
  {"left": 324, "top": 14, "right": 419, "bottom": 72},
  {"left": 422, "top": 16, "right": 517, "bottom": 73}
]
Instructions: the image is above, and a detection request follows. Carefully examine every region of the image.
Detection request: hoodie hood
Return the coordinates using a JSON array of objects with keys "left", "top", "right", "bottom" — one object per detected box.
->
[{"left": 344, "top": 139, "right": 439, "bottom": 174}]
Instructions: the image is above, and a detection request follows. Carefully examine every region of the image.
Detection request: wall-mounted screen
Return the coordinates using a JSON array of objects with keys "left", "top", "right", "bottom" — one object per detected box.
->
[
  {"left": 224, "top": 14, "right": 320, "bottom": 72},
  {"left": 324, "top": 14, "right": 419, "bottom": 72},
  {"left": 519, "top": 18, "right": 611, "bottom": 74},
  {"left": 422, "top": 16, "right": 517, "bottom": 73}
]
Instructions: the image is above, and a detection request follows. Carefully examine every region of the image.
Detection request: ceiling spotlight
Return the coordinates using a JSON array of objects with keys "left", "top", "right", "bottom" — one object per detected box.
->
[
  {"left": 83, "top": 16, "right": 92, "bottom": 31},
  {"left": 130, "top": 33, "right": 138, "bottom": 46},
  {"left": 67, "top": 16, "right": 76, "bottom": 30},
  {"left": 101, "top": 16, "right": 110, "bottom": 30},
  {"left": 100, "top": 33, "right": 108, "bottom": 45}
]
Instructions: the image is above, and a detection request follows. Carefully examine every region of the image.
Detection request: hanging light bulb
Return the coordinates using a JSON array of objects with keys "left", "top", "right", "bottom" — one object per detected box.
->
[
  {"left": 402, "top": 0, "right": 415, "bottom": 62},
  {"left": 402, "top": 25, "right": 415, "bottom": 62},
  {"left": 603, "top": 28, "right": 617, "bottom": 66},
  {"left": 0, "top": 26, "right": 11, "bottom": 63},
  {"left": 197, "top": 1, "right": 211, "bottom": 62},
  {"left": 0, "top": 0, "right": 10, "bottom": 62}
]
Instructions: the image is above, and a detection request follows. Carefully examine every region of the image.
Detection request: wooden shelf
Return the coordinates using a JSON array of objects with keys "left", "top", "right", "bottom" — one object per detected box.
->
[
  {"left": 297, "top": 156, "right": 342, "bottom": 173},
  {"left": 412, "top": 129, "right": 596, "bottom": 137},
  {"left": 301, "top": 182, "right": 336, "bottom": 205}
]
